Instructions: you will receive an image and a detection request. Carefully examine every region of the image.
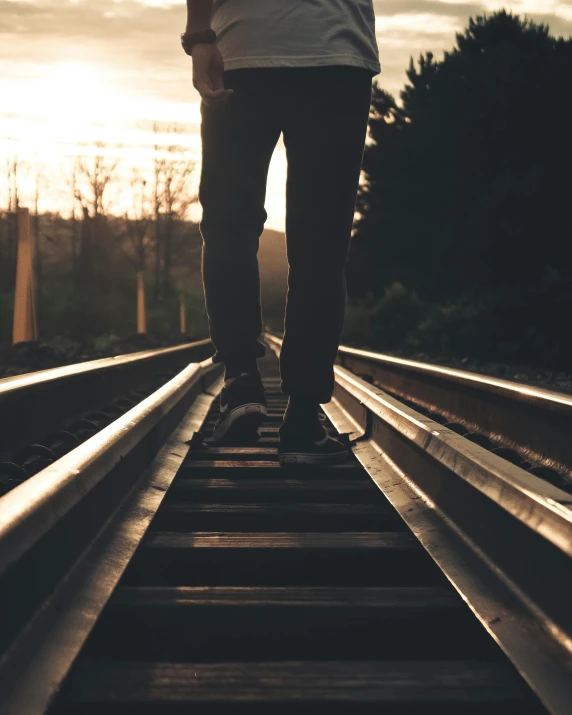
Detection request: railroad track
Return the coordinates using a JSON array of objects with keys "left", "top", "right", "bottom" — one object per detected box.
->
[
  {"left": 1, "top": 333, "right": 572, "bottom": 713},
  {"left": 335, "top": 341, "right": 572, "bottom": 489},
  {"left": 0, "top": 339, "right": 212, "bottom": 494}
]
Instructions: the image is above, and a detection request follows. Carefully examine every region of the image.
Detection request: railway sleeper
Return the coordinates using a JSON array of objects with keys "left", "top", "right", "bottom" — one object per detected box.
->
[{"left": 48, "top": 351, "right": 544, "bottom": 715}]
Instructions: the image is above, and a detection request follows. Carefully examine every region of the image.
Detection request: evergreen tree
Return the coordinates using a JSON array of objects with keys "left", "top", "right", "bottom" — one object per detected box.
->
[{"left": 350, "top": 10, "right": 572, "bottom": 305}]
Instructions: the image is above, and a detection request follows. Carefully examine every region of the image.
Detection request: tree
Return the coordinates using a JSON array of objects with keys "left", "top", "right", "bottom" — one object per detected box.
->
[
  {"left": 1, "top": 154, "right": 24, "bottom": 291},
  {"left": 5, "top": 153, "right": 20, "bottom": 213},
  {"left": 151, "top": 125, "right": 199, "bottom": 300},
  {"left": 71, "top": 147, "right": 119, "bottom": 290},
  {"left": 121, "top": 169, "right": 153, "bottom": 272},
  {"left": 350, "top": 10, "right": 572, "bottom": 303},
  {"left": 348, "top": 85, "right": 409, "bottom": 297},
  {"left": 32, "top": 159, "right": 47, "bottom": 299}
]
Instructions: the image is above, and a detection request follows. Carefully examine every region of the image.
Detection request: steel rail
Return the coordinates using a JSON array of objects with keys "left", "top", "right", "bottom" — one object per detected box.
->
[
  {"left": 335, "top": 343, "right": 572, "bottom": 485},
  {"left": 0, "top": 356, "right": 223, "bottom": 714},
  {"left": 265, "top": 332, "right": 572, "bottom": 715},
  {"left": 38, "top": 345, "right": 545, "bottom": 714},
  {"left": 0, "top": 339, "right": 213, "bottom": 462},
  {"left": 3, "top": 330, "right": 571, "bottom": 713}
]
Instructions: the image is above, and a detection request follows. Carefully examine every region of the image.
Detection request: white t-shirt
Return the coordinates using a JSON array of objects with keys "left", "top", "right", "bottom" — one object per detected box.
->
[{"left": 212, "top": 0, "right": 380, "bottom": 76}]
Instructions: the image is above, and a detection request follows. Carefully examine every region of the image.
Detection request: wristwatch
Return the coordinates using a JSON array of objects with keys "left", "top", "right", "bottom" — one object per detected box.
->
[{"left": 181, "top": 28, "right": 217, "bottom": 56}]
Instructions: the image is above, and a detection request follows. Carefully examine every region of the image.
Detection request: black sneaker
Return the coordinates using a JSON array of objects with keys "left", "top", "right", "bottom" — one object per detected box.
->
[
  {"left": 278, "top": 413, "right": 349, "bottom": 466},
  {"left": 211, "top": 373, "right": 267, "bottom": 445}
]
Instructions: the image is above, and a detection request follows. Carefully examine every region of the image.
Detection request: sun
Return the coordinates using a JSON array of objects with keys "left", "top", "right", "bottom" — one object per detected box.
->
[
  {"left": 49, "top": 61, "right": 102, "bottom": 88},
  {"left": 43, "top": 61, "right": 110, "bottom": 118}
]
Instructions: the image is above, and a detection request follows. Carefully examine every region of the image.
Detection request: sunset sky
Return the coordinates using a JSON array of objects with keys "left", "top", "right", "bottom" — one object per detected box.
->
[{"left": 1, "top": 0, "right": 572, "bottom": 231}]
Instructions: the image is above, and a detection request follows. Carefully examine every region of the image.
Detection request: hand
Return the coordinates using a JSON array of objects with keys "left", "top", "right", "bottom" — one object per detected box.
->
[{"left": 192, "top": 43, "right": 233, "bottom": 107}]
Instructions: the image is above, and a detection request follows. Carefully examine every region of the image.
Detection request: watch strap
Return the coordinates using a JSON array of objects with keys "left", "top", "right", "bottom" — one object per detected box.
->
[{"left": 181, "top": 28, "right": 217, "bottom": 55}]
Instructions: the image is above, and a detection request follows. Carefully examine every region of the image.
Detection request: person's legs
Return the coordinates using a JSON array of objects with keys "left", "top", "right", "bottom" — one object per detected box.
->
[
  {"left": 199, "top": 69, "right": 282, "bottom": 377},
  {"left": 279, "top": 66, "right": 373, "bottom": 405}
]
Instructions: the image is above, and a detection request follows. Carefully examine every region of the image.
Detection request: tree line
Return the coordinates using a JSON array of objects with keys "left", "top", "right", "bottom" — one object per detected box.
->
[
  {"left": 0, "top": 126, "right": 206, "bottom": 342},
  {"left": 347, "top": 10, "right": 572, "bottom": 368}
]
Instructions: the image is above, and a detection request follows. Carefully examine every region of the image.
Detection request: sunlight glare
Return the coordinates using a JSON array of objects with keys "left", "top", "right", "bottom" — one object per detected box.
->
[{"left": 41, "top": 61, "right": 115, "bottom": 123}]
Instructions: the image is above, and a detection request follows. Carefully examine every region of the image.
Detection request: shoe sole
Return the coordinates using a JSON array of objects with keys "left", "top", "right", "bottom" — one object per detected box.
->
[
  {"left": 278, "top": 449, "right": 349, "bottom": 466},
  {"left": 211, "top": 403, "right": 267, "bottom": 446}
]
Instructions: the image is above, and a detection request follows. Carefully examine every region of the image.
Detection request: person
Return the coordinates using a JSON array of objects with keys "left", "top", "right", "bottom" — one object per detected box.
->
[{"left": 183, "top": 0, "right": 380, "bottom": 464}]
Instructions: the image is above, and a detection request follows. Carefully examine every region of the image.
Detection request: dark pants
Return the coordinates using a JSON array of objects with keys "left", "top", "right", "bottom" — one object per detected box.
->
[{"left": 199, "top": 65, "right": 373, "bottom": 403}]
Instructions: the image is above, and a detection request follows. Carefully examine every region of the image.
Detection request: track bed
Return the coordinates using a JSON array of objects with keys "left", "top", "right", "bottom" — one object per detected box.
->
[{"left": 49, "top": 353, "right": 544, "bottom": 714}]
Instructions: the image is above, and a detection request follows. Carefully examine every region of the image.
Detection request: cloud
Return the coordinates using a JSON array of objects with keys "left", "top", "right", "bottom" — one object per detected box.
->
[
  {"left": 2, "top": 2, "right": 571, "bottom": 89},
  {"left": 373, "top": 1, "right": 484, "bottom": 17},
  {"left": 373, "top": 0, "right": 572, "bottom": 22},
  {"left": 0, "top": 0, "right": 195, "bottom": 108},
  {"left": 1, "top": 0, "right": 571, "bottom": 230},
  {"left": 370, "top": 0, "right": 572, "bottom": 96},
  {"left": 0, "top": 0, "right": 183, "bottom": 37}
]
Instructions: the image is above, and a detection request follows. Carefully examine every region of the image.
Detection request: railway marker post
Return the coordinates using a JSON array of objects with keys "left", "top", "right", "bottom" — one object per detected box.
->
[
  {"left": 136, "top": 271, "right": 147, "bottom": 334},
  {"left": 12, "top": 207, "right": 38, "bottom": 344},
  {"left": 180, "top": 296, "right": 186, "bottom": 335}
]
